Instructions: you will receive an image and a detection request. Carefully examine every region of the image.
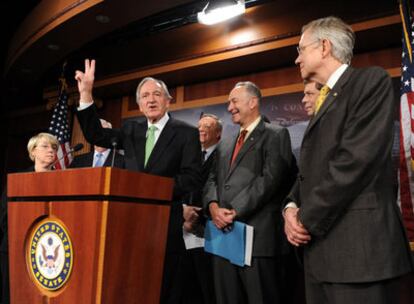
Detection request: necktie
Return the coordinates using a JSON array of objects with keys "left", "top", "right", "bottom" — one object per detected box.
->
[
  {"left": 145, "top": 125, "right": 157, "bottom": 167},
  {"left": 201, "top": 150, "right": 207, "bottom": 163},
  {"left": 230, "top": 130, "right": 248, "bottom": 166},
  {"left": 94, "top": 153, "right": 104, "bottom": 167},
  {"left": 314, "top": 85, "right": 330, "bottom": 114}
]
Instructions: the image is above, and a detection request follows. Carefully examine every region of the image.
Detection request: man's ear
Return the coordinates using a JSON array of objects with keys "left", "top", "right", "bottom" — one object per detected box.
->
[
  {"left": 249, "top": 96, "right": 259, "bottom": 110},
  {"left": 321, "top": 39, "right": 332, "bottom": 58}
]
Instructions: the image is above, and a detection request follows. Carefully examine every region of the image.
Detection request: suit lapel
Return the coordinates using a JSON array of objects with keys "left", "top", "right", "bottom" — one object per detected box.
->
[
  {"left": 87, "top": 152, "right": 94, "bottom": 167},
  {"left": 226, "top": 119, "right": 265, "bottom": 179},
  {"left": 220, "top": 135, "right": 237, "bottom": 179},
  {"left": 103, "top": 150, "right": 113, "bottom": 166},
  {"left": 135, "top": 122, "right": 147, "bottom": 171},
  {"left": 303, "top": 67, "right": 353, "bottom": 138},
  {"left": 145, "top": 119, "right": 176, "bottom": 171}
]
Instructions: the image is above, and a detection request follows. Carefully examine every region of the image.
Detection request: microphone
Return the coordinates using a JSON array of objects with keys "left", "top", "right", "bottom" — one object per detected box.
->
[
  {"left": 110, "top": 138, "right": 118, "bottom": 168},
  {"left": 51, "top": 143, "right": 84, "bottom": 169},
  {"left": 70, "top": 143, "right": 84, "bottom": 153}
]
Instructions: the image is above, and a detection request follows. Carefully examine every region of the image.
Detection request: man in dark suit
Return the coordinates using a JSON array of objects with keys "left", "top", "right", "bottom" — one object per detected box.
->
[
  {"left": 284, "top": 16, "right": 414, "bottom": 304},
  {"left": 70, "top": 119, "right": 124, "bottom": 169},
  {"left": 203, "top": 81, "right": 297, "bottom": 304},
  {"left": 74, "top": 59, "right": 202, "bottom": 304},
  {"left": 301, "top": 80, "right": 320, "bottom": 117},
  {"left": 182, "top": 113, "right": 222, "bottom": 304}
]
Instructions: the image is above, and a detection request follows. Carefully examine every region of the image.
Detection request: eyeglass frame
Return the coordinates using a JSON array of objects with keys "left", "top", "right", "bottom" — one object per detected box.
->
[{"left": 296, "top": 39, "right": 320, "bottom": 55}]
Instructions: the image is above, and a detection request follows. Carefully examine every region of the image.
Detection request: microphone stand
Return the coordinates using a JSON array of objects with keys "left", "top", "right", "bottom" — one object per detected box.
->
[{"left": 110, "top": 140, "right": 118, "bottom": 167}]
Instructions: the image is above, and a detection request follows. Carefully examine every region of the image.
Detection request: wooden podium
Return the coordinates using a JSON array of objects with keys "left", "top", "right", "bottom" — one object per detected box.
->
[{"left": 7, "top": 167, "right": 173, "bottom": 304}]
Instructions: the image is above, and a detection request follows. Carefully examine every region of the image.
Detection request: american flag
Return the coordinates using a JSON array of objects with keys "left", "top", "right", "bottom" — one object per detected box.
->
[
  {"left": 399, "top": 0, "right": 414, "bottom": 245},
  {"left": 48, "top": 75, "right": 72, "bottom": 169}
]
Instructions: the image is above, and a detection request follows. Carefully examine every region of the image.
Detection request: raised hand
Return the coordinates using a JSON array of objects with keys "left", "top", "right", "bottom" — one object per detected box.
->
[{"left": 74, "top": 59, "right": 95, "bottom": 103}]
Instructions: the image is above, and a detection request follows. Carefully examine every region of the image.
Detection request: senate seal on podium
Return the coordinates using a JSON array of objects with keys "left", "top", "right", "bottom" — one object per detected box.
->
[{"left": 27, "top": 218, "right": 73, "bottom": 291}]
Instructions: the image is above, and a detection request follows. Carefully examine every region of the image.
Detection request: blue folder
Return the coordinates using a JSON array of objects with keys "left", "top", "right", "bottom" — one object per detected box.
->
[{"left": 204, "top": 220, "right": 247, "bottom": 267}]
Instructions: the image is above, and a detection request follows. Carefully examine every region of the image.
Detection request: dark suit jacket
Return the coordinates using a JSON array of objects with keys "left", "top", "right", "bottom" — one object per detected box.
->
[
  {"left": 294, "top": 66, "right": 413, "bottom": 282},
  {"left": 203, "top": 118, "right": 297, "bottom": 256},
  {"left": 191, "top": 149, "right": 217, "bottom": 206},
  {"left": 69, "top": 150, "right": 125, "bottom": 169},
  {"left": 77, "top": 105, "right": 202, "bottom": 252}
]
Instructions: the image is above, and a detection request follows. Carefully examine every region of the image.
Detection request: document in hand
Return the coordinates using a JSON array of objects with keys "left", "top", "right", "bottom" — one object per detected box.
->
[{"left": 204, "top": 220, "right": 253, "bottom": 267}]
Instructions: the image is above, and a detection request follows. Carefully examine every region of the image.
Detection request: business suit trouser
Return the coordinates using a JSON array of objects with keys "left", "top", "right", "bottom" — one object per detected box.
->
[
  {"left": 212, "top": 255, "right": 281, "bottom": 304},
  {"left": 305, "top": 267, "right": 402, "bottom": 304}
]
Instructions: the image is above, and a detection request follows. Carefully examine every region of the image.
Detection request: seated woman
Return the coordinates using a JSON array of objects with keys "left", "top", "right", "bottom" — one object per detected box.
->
[{"left": 0, "top": 132, "right": 58, "bottom": 304}]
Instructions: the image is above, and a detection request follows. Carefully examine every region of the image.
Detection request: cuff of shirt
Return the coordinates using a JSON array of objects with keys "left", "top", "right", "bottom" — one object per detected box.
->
[
  {"left": 77, "top": 101, "right": 94, "bottom": 111},
  {"left": 283, "top": 202, "right": 298, "bottom": 216}
]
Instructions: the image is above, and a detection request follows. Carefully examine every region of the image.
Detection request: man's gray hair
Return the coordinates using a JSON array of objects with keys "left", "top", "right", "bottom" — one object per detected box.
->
[
  {"left": 302, "top": 16, "right": 355, "bottom": 65},
  {"left": 136, "top": 77, "right": 172, "bottom": 103},
  {"left": 201, "top": 113, "right": 223, "bottom": 133},
  {"left": 234, "top": 81, "right": 262, "bottom": 100}
]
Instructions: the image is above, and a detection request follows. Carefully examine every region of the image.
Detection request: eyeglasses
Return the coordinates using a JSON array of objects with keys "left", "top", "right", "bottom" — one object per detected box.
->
[
  {"left": 35, "top": 144, "right": 58, "bottom": 151},
  {"left": 296, "top": 40, "right": 320, "bottom": 55}
]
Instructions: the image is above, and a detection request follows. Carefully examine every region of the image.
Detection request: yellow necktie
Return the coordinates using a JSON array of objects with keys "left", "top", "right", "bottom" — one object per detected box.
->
[{"left": 315, "top": 85, "right": 330, "bottom": 114}]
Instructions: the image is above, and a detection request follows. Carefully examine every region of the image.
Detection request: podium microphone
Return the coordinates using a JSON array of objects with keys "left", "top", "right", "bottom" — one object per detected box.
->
[
  {"left": 51, "top": 143, "right": 84, "bottom": 169},
  {"left": 110, "top": 138, "right": 118, "bottom": 168}
]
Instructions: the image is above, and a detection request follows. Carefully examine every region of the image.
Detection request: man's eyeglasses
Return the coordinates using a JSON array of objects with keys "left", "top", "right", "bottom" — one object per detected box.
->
[{"left": 296, "top": 40, "right": 320, "bottom": 55}]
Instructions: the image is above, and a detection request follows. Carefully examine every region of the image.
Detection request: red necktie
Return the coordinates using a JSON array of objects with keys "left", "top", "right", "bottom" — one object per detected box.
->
[{"left": 230, "top": 130, "right": 247, "bottom": 166}]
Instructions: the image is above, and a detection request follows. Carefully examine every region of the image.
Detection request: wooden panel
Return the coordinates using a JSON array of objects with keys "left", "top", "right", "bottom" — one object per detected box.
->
[
  {"left": 8, "top": 200, "right": 102, "bottom": 303},
  {"left": 71, "top": 114, "right": 91, "bottom": 155},
  {"left": 49, "top": 201, "right": 103, "bottom": 303},
  {"left": 96, "top": 97, "right": 123, "bottom": 129},
  {"left": 8, "top": 202, "right": 48, "bottom": 303},
  {"left": 102, "top": 202, "right": 170, "bottom": 303},
  {"left": 108, "top": 168, "right": 173, "bottom": 201},
  {"left": 7, "top": 168, "right": 173, "bottom": 201},
  {"left": 7, "top": 0, "right": 104, "bottom": 70},
  {"left": 184, "top": 66, "right": 301, "bottom": 101}
]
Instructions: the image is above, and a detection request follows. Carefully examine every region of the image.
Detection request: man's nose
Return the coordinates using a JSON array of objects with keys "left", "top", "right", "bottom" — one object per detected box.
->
[{"left": 295, "top": 55, "right": 301, "bottom": 65}]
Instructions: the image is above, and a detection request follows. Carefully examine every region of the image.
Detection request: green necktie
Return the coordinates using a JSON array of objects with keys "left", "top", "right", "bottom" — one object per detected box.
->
[{"left": 144, "top": 125, "right": 157, "bottom": 167}]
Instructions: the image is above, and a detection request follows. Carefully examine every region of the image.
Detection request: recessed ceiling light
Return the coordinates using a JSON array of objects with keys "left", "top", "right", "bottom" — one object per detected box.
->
[
  {"left": 47, "top": 44, "right": 60, "bottom": 51},
  {"left": 96, "top": 15, "right": 111, "bottom": 24},
  {"left": 21, "top": 67, "right": 32, "bottom": 74}
]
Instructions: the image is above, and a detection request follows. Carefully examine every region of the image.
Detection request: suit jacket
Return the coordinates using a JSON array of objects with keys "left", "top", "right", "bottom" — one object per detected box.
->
[
  {"left": 77, "top": 105, "right": 202, "bottom": 253},
  {"left": 203, "top": 118, "right": 297, "bottom": 256},
  {"left": 294, "top": 66, "right": 413, "bottom": 282},
  {"left": 190, "top": 149, "right": 217, "bottom": 206},
  {"left": 69, "top": 150, "right": 125, "bottom": 169}
]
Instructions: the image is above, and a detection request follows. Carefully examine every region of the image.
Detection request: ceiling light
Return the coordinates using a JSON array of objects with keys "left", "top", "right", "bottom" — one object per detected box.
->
[
  {"left": 198, "top": 0, "right": 245, "bottom": 25},
  {"left": 96, "top": 15, "right": 111, "bottom": 24},
  {"left": 47, "top": 44, "right": 60, "bottom": 51}
]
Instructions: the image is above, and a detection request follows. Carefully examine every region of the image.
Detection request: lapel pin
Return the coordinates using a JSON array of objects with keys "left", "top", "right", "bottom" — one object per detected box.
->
[{"left": 333, "top": 92, "right": 338, "bottom": 97}]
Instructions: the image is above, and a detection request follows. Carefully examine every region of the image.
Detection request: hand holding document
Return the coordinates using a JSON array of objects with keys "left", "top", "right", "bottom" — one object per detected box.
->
[{"left": 204, "top": 220, "right": 253, "bottom": 267}]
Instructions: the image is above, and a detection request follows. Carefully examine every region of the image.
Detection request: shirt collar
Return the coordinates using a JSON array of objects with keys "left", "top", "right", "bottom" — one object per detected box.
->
[
  {"left": 326, "top": 64, "right": 348, "bottom": 89},
  {"left": 203, "top": 143, "right": 218, "bottom": 160},
  {"left": 240, "top": 115, "right": 261, "bottom": 140},
  {"left": 94, "top": 149, "right": 110, "bottom": 158},
  {"left": 147, "top": 112, "right": 169, "bottom": 132}
]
